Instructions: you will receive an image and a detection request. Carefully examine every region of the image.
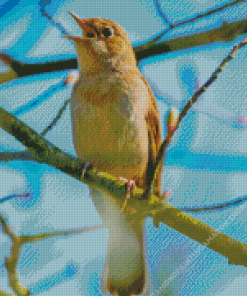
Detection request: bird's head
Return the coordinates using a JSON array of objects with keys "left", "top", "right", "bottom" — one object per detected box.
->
[{"left": 64, "top": 12, "right": 137, "bottom": 76}]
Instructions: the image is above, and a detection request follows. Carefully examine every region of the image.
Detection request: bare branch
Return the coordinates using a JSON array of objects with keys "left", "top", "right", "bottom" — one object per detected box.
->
[
  {"left": 0, "top": 214, "right": 30, "bottom": 296},
  {"left": 20, "top": 225, "right": 104, "bottom": 244},
  {"left": 41, "top": 71, "right": 78, "bottom": 137},
  {"left": 0, "top": 3, "right": 247, "bottom": 275},
  {"left": 179, "top": 195, "right": 247, "bottom": 212},
  {"left": 0, "top": 16, "right": 246, "bottom": 85},
  {"left": 12, "top": 76, "right": 67, "bottom": 117},
  {"left": 151, "top": 202, "right": 247, "bottom": 266},
  {"left": 0, "top": 151, "right": 36, "bottom": 162},
  {"left": 40, "top": 98, "right": 70, "bottom": 136},
  {"left": 0, "top": 290, "right": 15, "bottom": 295},
  {"left": 147, "top": 0, "right": 247, "bottom": 45},
  {"left": 178, "top": 35, "right": 247, "bottom": 125},
  {"left": 0, "top": 212, "right": 104, "bottom": 295},
  {"left": 153, "top": 0, "right": 173, "bottom": 27},
  {"left": 40, "top": 8, "right": 70, "bottom": 36},
  {"left": 0, "top": 193, "right": 30, "bottom": 204},
  {"left": 0, "top": 71, "right": 78, "bottom": 165},
  {"left": 1, "top": 18, "right": 247, "bottom": 86},
  {"left": 135, "top": 18, "right": 247, "bottom": 60},
  {"left": 0, "top": 103, "right": 247, "bottom": 266},
  {"left": 144, "top": 34, "right": 247, "bottom": 197}
]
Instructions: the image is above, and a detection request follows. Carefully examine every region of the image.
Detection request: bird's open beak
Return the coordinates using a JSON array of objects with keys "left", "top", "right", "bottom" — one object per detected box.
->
[{"left": 63, "top": 12, "right": 96, "bottom": 42}]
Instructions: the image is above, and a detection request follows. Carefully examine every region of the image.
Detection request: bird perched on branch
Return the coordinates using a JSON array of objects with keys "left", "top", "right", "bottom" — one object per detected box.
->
[{"left": 66, "top": 12, "right": 162, "bottom": 296}]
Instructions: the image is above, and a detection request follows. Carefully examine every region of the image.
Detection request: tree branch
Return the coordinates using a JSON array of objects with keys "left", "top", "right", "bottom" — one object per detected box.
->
[
  {"left": 0, "top": 104, "right": 247, "bottom": 267},
  {"left": 144, "top": 34, "right": 247, "bottom": 197},
  {"left": 149, "top": 0, "right": 246, "bottom": 44},
  {"left": 0, "top": 214, "right": 30, "bottom": 296},
  {"left": 178, "top": 195, "right": 247, "bottom": 212},
  {"left": 40, "top": 8, "right": 70, "bottom": 36},
  {"left": 0, "top": 151, "right": 36, "bottom": 162},
  {"left": 1, "top": 18, "right": 247, "bottom": 85},
  {"left": 0, "top": 212, "right": 104, "bottom": 295},
  {"left": 0, "top": 71, "right": 78, "bottom": 164},
  {"left": 135, "top": 18, "right": 247, "bottom": 60},
  {"left": 153, "top": 0, "right": 172, "bottom": 26}
]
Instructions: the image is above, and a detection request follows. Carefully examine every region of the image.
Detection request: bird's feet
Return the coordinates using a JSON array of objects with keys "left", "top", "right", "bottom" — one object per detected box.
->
[
  {"left": 117, "top": 177, "right": 136, "bottom": 211},
  {"left": 161, "top": 189, "right": 171, "bottom": 202},
  {"left": 81, "top": 161, "right": 94, "bottom": 178}
]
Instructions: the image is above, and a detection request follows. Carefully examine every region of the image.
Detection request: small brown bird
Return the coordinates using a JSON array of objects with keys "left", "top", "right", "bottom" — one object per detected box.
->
[{"left": 66, "top": 12, "right": 162, "bottom": 296}]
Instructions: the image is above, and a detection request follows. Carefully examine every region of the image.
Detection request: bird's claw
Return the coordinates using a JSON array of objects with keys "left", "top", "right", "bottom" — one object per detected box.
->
[
  {"left": 117, "top": 177, "right": 136, "bottom": 211},
  {"left": 81, "top": 161, "right": 93, "bottom": 178},
  {"left": 161, "top": 189, "right": 171, "bottom": 203}
]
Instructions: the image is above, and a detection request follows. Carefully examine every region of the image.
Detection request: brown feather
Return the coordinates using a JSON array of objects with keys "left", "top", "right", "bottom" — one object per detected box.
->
[
  {"left": 141, "top": 75, "right": 163, "bottom": 198},
  {"left": 69, "top": 14, "right": 163, "bottom": 296}
]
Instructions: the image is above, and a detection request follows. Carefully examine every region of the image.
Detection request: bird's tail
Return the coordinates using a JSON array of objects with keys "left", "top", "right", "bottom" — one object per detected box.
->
[{"left": 90, "top": 188, "right": 147, "bottom": 296}]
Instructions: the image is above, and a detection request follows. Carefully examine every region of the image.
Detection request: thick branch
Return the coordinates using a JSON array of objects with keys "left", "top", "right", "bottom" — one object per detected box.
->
[
  {"left": 1, "top": 18, "right": 247, "bottom": 85},
  {"left": 151, "top": 202, "right": 247, "bottom": 266},
  {"left": 0, "top": 106, "right": 247, "bottom": 266},
  {"left": 0, "top": 212, "right": 104, "bottom": 296}
]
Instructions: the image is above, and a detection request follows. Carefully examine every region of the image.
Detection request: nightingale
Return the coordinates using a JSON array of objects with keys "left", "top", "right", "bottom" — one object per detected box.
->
[{"left": 66, "top": 12, "right": 163, "bottom": 296}]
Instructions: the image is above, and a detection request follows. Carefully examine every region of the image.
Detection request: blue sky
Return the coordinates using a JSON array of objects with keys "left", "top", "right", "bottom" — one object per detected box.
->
[{"left": 1, "top": 0, "right": 247, "bottom": 295}]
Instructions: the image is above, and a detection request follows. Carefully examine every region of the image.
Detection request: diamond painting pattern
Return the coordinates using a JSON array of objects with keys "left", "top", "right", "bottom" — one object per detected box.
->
[{"left": 0, "top": 0, "right": 247, "bottom": 295}]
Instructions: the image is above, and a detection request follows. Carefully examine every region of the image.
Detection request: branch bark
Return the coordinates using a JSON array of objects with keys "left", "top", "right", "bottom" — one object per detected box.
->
[
  {"left": 1, "top": 18, "right": 247, "bottom": 85},
  {"left": 0, "top": 105, "right": 247, "bottom": 267},
  {"left": 0, "top": 212, "right": 104, "bottom": 296}
]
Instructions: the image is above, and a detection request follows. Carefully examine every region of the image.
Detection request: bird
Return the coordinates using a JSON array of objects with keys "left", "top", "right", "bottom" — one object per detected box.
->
[{"left": 66, "top": 12, "right": 163, "bottom": 296}]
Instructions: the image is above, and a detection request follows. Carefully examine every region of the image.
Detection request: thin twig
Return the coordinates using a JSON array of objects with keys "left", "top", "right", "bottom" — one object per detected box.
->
[
  {"left": 12, "top": 77, "right": 67, "bottom": 117},
  {"left": 0, "top": 73, "right": 76, "bottom": 165},
  {"left": 21, "top": 225, "right": 104, "bottom": 244},
  {"left": 40, "top": 98, "right": 70, "bottom": 137},
  {"left": 0, "top": 212, "right": 104, "bottom": 295},
  {"left": 40, "top": 8, "right": 70, "bottom": 36},
  {"left": 0, "top": 193, "right": 30, "bottom": 204},
  {"left": 141, "top": 0, "right": 247, "bottom": 49},
  {"left": 179, "top": 195, "right": 247, "bottom": 212},
  {"left": 178, "top": 35, "right": 247, "bottom": 125},
  {"left": 40, "top": 71, "right": 78, "bottom": 137},
  {"left": 144, "top": 34, "right": 247, "bottom": 197},
  {"left": 0, "top": 214, "right": 30, "bottom": 296},
  {"left": 153, "top": 0, "right": 173, "bottom": 26}
]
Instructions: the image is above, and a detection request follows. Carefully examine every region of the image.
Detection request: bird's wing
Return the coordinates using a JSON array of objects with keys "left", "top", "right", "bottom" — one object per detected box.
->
[{"left": 141, "top": 75, "right": 163, "bottom": 198}]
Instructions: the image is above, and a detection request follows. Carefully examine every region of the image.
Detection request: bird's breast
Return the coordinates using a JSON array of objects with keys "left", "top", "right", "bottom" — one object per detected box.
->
[{"left": 71, "top": 74, "right": 149, "bottom": 178}]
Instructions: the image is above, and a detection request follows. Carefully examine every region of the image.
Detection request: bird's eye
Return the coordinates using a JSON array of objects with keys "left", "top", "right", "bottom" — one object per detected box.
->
[
  {"left": 102, "top": 27, "right": 113, "bottom": 38},
  {"left": 87, "top": 32, "right": 95, "bottom": 38}
]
